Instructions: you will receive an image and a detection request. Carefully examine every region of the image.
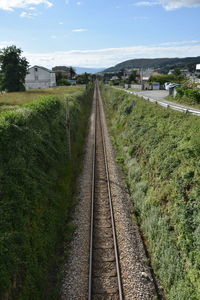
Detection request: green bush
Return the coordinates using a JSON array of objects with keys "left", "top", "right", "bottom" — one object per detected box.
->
[
  {"left": 0, "top": 85, "right": 93, "bottom": 299},
  {"left": 57, "top": 78, "right": 71, "bottom": 86},
  {"left": 102, "top": 86, "right": 200, "bottom": 299},
  {"left": 185, "top": 89, "right": 200, "bottom": 103},
  {"left": 176, "top": 87, "right": 200, "bottom": 104},
  {"left": 149, "top": 74, "right": 184, "bottom": 85},
  {"left": 176, "top": 87, "right": 185, "bottom": 98}
]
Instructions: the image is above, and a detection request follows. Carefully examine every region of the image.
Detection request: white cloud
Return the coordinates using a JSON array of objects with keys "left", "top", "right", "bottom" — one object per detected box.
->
[
  {"left": 158, "top": 40, "right": 200, "bottom": 46},
  {"left": 0, "top": 41, "right": 17, "bottom": 48},
  {"left": 134, "top": 1, "right": 159, "bottom": 7},
  {"left": 23, "top": 41, "right": 200, "bottom": 68},
  {"left": 160, "top": 0, "right": 200, "bottom": 10},
  {"left": 0, "top": 0, "right": 53, "bottom": 11},
  {"left": 59, "top": 22, "right": 64, "bottom": 25},
  {"left": 134, "top": 0, "right": 200, "bottom": 10},
  {"left": 72, "top": 28, "right": 88, "bottom": 32},
  {"left": 20, "top": 11, "right": 40, "bottom": 18},
  {"left": 76, "top": 1, "right": 82, "bottom": 5}
]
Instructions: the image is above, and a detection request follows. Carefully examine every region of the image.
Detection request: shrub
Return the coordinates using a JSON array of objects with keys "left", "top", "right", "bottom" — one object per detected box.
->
[
  {"left": 176, "top": 87, "right": 200, "bottom": 104},
  {"left": 57, "top": 78, "right": 71, "bottom": 86},
  {"left": 176, "top": 87, "right": 185, "bottom": 98},
  {"left": 185, "top": 89, "right": 200, "bottom": 103}
]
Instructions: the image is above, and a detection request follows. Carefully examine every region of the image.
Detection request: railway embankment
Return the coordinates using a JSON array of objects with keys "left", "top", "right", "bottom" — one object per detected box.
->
[
  {"left": 102, "top": 86, "right": 200, "bottom": 300},
  {"left": 0, "top": 85, "right": 93, "bottom": 299}
]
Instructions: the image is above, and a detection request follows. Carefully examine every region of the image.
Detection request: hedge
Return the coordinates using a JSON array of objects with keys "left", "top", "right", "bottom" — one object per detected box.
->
[{"left": 0, "top": 85, "right": 93, "bottom": 299}]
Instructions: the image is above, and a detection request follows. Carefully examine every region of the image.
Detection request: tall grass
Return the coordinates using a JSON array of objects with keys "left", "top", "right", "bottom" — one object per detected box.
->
[
  {"left": 102, "top": 86, "right": 200, "bottom": 300},
  {"left": 0, "top": 86, "right": 84, "bottom": 112}
]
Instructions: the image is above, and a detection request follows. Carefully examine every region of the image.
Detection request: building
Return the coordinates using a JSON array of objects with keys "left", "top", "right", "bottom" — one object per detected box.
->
[
  {"left": 140, "top": 69, "right": 156, "bottom": 83},
  {"left": 152, "top": 82, "right": 160, "bottom": 90},
  {"left": 52, "top": 66, "right": 71, "bottom": 78},
  {"left": 25, "top": 66, "right": 56, "bottom": 90},
  {"left": 52, "top": 66, "right": 76, "bottom": 80},
  {"left": 110, "top": 75, "right": 119, "bottom": 81}
]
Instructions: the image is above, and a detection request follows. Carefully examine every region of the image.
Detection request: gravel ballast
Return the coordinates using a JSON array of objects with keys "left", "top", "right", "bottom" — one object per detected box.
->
[
  {"left": 61, "top": 87, "right": 158, "bottom": 299},
  {"left": 61, "top": 100, "right": 95, "bottom": 299}
]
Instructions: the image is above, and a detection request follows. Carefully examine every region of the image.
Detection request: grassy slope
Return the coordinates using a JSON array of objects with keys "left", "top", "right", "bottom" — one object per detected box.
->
[
  {"left": 165, "top": 95, "right": 200, "bottom": 110},
  {"left": 102, "top": 86, "right": 200, "bottom": 300},
  {"left": 115, "top": 86, "right": 200, "bottom": 110},
  {"left": 0, "top": 85, "right": 93, "bottom": 299},
  {"left": 0, "top": 86, "right": 84, "bottom": 112}
]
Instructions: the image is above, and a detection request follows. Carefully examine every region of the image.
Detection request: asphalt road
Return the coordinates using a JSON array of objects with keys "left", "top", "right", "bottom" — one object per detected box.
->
[
  {"left": 134, "top": 90, "right": 168, "bottom": 101},
  {"left": 127, "top": 89, "right": 200, "bottom": 116}
]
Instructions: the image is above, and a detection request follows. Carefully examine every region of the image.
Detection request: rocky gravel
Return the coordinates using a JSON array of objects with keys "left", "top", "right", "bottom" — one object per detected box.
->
[
  {"left": 61, "top": 99, "right": 95, "bottom": 299},
  {"left": 98, "top": 87, "right": 157, "bottom": 299},
  {"left": 61, "top": 86, "right": 158, "bottom": 299}
]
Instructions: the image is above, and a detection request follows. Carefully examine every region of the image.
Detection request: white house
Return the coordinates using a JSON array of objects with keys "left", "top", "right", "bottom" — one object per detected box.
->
[
  {"left": 25, "top": 66, "right": 56, "bottom": 90},
  {"left": 110, "top": 75, "right": 119, "bottom": 81}
]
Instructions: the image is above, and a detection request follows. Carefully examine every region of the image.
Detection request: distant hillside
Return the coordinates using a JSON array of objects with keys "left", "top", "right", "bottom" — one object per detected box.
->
[
  {"left": 103, "top": 57, "right": 200, "bottom": 73},
  {"left": 75, "top": 67, "right": 104, "bottom": 74}
]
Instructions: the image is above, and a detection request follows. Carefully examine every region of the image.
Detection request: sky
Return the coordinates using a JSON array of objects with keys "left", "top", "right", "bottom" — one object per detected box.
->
[{"left": 0, "top": 0, "right": 200, "bottom": 68}]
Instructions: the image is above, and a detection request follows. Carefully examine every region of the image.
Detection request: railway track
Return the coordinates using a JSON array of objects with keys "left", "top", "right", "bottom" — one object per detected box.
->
[{"left": 88, "top": 83, "right": 123, "bottom": 300}]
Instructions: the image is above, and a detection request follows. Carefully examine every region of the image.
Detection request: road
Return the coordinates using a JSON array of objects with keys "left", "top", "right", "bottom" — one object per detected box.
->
[
  {"left": 134, "top": 90, "right": 168, "bottom": 101},
  {"left": 122, "top": 89, "right": 200, "bottom": 116}
]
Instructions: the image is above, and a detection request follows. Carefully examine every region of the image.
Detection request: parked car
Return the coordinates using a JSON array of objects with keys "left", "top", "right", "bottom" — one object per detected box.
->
[
  {"left": 164, "top": 82, "right": 170, "bottom": 90},
  {"left": 164, "top": 82, "right": 181, "bottom": 90}
]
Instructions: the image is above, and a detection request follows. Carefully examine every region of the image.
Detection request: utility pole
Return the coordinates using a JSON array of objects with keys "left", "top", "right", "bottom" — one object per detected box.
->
[{"left": 141, "top": 67, "right": 143, "bottom": 88}]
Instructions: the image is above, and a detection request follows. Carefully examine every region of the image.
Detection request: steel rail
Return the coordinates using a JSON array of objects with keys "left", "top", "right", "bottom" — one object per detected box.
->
[
  {"left": 97, "top": 84, "right": 124, "bottom": 300},
  {"left": 88, "top": 82, "right": 123, "bottom": 299},
  {"left": 88, "top": 85, "right": 97, "bottom": 300}
]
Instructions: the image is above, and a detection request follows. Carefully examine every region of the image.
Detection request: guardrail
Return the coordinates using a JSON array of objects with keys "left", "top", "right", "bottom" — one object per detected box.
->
[{"left": 113, "top": 87, "right": 200, "bottom": 116}]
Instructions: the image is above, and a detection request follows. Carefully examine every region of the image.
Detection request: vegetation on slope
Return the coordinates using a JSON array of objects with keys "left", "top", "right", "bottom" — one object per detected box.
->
[
  {"left": 0, "top": 85, "right": 93, "bottom": 299},
  {"left": 175, "top": 87, "right": 200, "bottom": 105},
  {"left": 102, "top": 86, "right": 200, "bottom": 300}
]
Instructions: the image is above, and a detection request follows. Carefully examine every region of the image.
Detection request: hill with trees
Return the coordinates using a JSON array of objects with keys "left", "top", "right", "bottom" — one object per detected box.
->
[{"left": 103, "top": 56, "right": 200, "bottom": 74}]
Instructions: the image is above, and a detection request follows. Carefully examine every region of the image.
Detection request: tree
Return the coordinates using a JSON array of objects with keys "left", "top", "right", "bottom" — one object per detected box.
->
[
  {"left": 173, "top": 68, "right": 181, "bottom": 76},
  {"left": 69, "top": 66, "right": 76, "bottom": 79},
  {"left": 0, "top": 74, "right": 3, "bottom": 92},
  {"left": 149, "top": 73, "right": 184, "bottom": 85},
  {"left": 57, "top": 78, "right": 71, "bottom": 86},
  {"left": 55, "top": 72, "right": 67, "bottom": 86},
  {"left": 76, "top": 72, "right": 91, "bottom": 84},
  {"left": 55, "top": 72, "right": 63, "bottom": 82},
  {"left": 0, "top": 45, "right": 29, "bottom": 92},
  {"left": 128, "top": 70, "right": 137, "bottom": 83}
]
